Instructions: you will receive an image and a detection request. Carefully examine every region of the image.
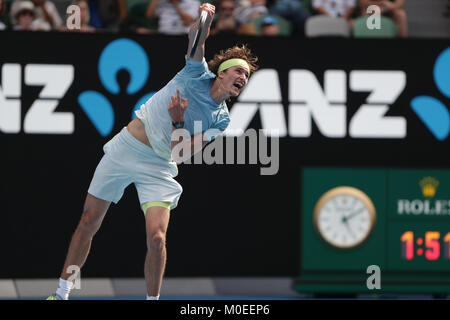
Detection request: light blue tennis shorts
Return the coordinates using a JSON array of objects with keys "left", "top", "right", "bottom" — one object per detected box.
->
[{"left": 88, "top": 127, "right": 182, "bottom": 211}]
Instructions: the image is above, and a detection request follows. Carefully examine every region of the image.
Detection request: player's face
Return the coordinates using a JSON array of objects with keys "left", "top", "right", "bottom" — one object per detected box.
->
[{"left": 220, "top": 65, "right": 250, "bottom": 96}]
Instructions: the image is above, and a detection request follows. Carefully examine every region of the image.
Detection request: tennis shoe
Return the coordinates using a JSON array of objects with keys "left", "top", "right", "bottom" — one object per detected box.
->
[{"left": 46, "top": 293, "right": 64, "bottom": 300}]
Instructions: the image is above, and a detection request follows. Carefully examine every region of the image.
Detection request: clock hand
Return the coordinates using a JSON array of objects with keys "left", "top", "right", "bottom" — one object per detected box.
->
[
  {"left": 340, "top": 212, "right": 356, "bottom": 238},
  {"left": 342, "top": 219, "right": 356, "bottom": 239},
  {"left": 345, "top": 207, "right": 365, "bottom": 221}
]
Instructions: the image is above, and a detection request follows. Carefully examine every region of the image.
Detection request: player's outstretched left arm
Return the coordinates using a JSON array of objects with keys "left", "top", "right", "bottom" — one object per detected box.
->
[{"left": 186, "top": 3, "right": 215, "bottom": 61}]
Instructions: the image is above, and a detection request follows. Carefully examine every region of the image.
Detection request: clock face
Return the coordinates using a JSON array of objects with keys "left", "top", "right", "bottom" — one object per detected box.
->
[{"left": 314, "top": 187, "right": 376, "bottom": 249}]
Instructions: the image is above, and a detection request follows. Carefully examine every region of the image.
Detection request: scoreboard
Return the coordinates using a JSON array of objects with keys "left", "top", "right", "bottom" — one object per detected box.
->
[{"left": 295, "top": 168, "right": 450, "bottom": 295}]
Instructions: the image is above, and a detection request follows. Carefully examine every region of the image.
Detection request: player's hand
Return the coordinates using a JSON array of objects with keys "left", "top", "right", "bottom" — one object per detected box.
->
[
  {"left": 199, "top": 3, "right": 215, "bottom": 17},
  {"left": 168, "top": 89, "right": 188, "bottom": 122},
  {"left": 189, "top": 4, "right": 215, "bottom": 38}
]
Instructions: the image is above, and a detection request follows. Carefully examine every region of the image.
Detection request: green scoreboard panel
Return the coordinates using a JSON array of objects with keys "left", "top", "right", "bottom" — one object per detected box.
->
[{"left": 295, "top": 168, "right": 450, "bottom": 295}]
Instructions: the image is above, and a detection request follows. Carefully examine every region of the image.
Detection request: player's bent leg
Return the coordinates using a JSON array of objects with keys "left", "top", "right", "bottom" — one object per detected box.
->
[
  {"left": 78, "top": 193, "right": 111, "bottom": 236},
  {"left": 60, "top": 193, "right": 111, "bottom": 280},
  {"left": 144, "top": 203, "right": 171, "bottom": 298},
  {"left": 47, "top": 193, "right": 111, "bottom": 300}
]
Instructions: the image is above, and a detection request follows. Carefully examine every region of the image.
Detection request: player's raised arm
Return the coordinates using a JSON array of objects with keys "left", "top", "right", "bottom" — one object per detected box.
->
[
  {"left": 186, "top": 3, "right": 215, "bottom": 61},
  {"left": 168, "top": 89, "right": 208, "bottom": 163}
]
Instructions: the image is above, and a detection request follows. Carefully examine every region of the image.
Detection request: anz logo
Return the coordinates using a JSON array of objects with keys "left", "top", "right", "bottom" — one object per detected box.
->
[
  {"left": 410, "top": 48, "right": 450, "bottom": 141},
  {"left": 0, "top": 38, "right": 154, "bottom": 136},
  {"left": 78, "top": 38, "right": 155, "bottom": 137}
]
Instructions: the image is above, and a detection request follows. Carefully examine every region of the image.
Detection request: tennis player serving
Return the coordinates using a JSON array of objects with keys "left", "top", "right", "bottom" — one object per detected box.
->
[{"left": 47, "top": 2, "right": 258, "bottom": 300}]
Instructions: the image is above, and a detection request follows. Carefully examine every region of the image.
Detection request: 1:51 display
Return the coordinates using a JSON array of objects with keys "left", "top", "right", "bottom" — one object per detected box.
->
[{"left": 401, "top": 231, "right": 450, "bottom": 261}]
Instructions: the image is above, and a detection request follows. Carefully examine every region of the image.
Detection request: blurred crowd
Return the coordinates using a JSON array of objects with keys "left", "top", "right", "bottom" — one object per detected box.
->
[{"left": 0, "top": 0, "right": 413, "bottom": 37}]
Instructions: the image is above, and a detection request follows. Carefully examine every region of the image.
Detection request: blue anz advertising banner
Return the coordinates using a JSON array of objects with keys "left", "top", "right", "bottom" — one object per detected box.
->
[{"left": 0, "top": 31, "right": 449, "bottom": 278}]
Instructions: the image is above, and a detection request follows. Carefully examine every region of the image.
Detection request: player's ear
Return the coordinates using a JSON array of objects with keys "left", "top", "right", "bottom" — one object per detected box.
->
[{"left": 217, "top": 71, "right": 225, "bottom": 79}]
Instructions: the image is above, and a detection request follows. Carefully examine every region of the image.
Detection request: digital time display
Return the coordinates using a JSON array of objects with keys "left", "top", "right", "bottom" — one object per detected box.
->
[
  {"left": 401, "top": 231, "right": 450, "bottom": 261},
  {"left": 388, "top": 223, "right": 450, "bottom": 271}
]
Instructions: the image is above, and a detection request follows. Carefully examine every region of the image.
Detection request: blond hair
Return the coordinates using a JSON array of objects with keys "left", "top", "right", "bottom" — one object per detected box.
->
[{"left": 208, "top": 44, "right": 259, "bottom": 75}]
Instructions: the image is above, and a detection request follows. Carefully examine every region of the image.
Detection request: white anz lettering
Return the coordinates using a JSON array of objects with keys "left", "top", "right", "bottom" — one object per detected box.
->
[
  {"left": 289, "top": 69, "right": 346, "bottom": 137},
  {"left": 0, "top": 64, "right": 75, "bottom": 134},
  {"left": 0, "top": 64, "right": 21, "bottom": 133},
  {"left": 228, "top": 69, "right": 406, "bottom": 139},
  {"left": 24, "top": 65, "right": 75, "bottom": 134},
  {"left": 349, "top": 71, "right": 406, "bottom": 138}
]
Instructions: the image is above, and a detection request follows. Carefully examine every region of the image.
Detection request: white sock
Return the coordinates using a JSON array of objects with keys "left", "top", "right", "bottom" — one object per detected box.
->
[
  {"left": 55, "top": 278, "right": 74, "bottom": 300},
  {"left": 146, "top": 295, "right": 160, "bottom": 300}
]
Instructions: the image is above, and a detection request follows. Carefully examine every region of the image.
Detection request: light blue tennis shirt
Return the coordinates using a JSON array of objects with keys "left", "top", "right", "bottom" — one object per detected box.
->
[{"left": 135, "top": 56, "right": 230, "bottom": 161}]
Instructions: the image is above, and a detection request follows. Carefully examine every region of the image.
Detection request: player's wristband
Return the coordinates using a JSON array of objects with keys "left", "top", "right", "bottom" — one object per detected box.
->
[{"left": 172, "top": 121, "right": 185, "bottom": 129}]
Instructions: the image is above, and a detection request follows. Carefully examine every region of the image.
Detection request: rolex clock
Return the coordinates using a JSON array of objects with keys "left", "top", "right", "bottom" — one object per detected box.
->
[
  {"left": 297, "top": 168, "right": 450, "bottom": 295},
  {"left": 313, "top": 186, "right": 377, "bottom": 249}
]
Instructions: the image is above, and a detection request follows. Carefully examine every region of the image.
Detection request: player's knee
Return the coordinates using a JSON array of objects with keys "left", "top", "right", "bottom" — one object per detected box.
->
[
  {"left": 147, "top": 231, "right": 166, "bottom": 252},
  {"left": 78, "top": 209, "right": 102, "bottom": 236}
]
